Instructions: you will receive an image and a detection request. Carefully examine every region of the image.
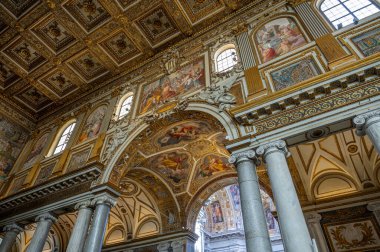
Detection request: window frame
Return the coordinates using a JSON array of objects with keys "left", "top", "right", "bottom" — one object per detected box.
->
[
  {"left": 318, "top": 0, "right": 380, "bottom": 30},
  {"left": 214, "top": 44, "right": 238, "bottom": 73},
  {"left": 48, "top": 119, "right": 76, "bottom": 156},
  {"left": 116, "top": 92, "right": 134, "bottom": 120}
]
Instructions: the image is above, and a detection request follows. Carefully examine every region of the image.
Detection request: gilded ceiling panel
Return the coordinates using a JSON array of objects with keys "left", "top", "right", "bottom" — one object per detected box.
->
[
  {"left": 63, "top": 0, "right": 111, "bottom": 32},
  {"left": 14, "top": 86, "right": 52, "bottom": 112},
  {"left": 0, "top": 19, "right": 8, "bottom": 34},
  {"left": 0, "top": 0, "right": 40, "bottom": 18},
  {"left": 67, "top": 50, "right": 108, "bottom": 81},
  {"left": 2, "top": 37, "right": 46, "bottom": 73},
  {"left": 0, "top": 61, "right": 20, "bottom": 89},
  {"left": 177, "top": 0, "right": 224, "bottom": 24},
  {"left": 116, "top": 0, "right": 140, "bottom": 10},
  {"left": 39, "top": 69, "right": 78, "bottom": 98}
]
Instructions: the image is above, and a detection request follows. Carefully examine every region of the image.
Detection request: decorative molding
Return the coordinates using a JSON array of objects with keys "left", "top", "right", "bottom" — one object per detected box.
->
[
  {"left": 256, "top": 140, "right": 290, "bottom": 160},
  {"left": 228, "top": 150, "right": 260, "bottom": 166}
]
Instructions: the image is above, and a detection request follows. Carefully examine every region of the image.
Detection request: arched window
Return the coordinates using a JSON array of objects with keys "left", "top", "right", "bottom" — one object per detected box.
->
[
  {"left": 216, "top": 47, "right": 237, "bottom": 72},
  {"left": 118, "top": 94, "right": 133, "bottom": 119},
  {"left": 320, "top": 0, "right": 379, "bottom": 29},
  {"left": 52, "top": 121, "right": 76, "bottom": 155}
]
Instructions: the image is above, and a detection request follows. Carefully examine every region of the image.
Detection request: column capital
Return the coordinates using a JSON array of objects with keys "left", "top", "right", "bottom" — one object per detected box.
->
[
  {"left": 305, "top": 212, "right": 322, "bottom": 224},
  {"left": 91, "top": 193, "right": 117, "bottom": 207},
  {"left": 367, "top": 201, "right": 380, "bottom": 212},
  {"left": 75, "top": 200, "right": 92, "bottom": 210},
  {"left": 353, "top": 109, "right": 380, "bottom": 136},
  {"left": 228, "top": 150, "right": 260, "bottom": 166},
  {"left": 3, "top": 223, "right": 23, "bottom": 233},
  {"left": 35, "top": 212, "right": 57, "bottom": 223},
  {"left": 256, "top": 140, "right": 290, "bottom": 160}
]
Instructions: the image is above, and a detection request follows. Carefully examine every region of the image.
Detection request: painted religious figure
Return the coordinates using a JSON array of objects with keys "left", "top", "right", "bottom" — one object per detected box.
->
[
  {"left": 0, "top": 115, "right": 29, "bottom": 184},
  {"left": 148, "top": 151, "right": 190, "bottom": 184},
  {"left": 156, "top": 121, "right": 212, "bottom": 147},
  {"left": 352, "top": 28, "right": 380, "bottom": 57},
  {"left": 23, "top": 133, "right": 49, "bottom": 168},
  {"left": 139, "top": 57, "right": 206, "bottom": 114},
  {"left": 270, "top": 57, "right": 321, "bottom": 91},
  {"left": 256, "top": 17, "right": 307, "bottom": 63},
  {"left": 197, "top": 155, "right": 234, "bottom": 179},
  {"left": 229, "top": 184, "right": 241, "bottom": 210},
  {"left": 78, "top": 105, "right": 107, "bottom": 143},
  {"left": 211, "top": 201, "right": 224, "bottom": 223}
]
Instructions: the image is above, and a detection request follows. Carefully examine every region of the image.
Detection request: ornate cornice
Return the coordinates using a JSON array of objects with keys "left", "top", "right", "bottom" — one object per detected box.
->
[
  {"left": 256, "top": 140, "right": 290, "bottom": 160},
  {"left": 228, "top": 150, "right": 260, "bottom": 166},
  {"left": 3, "top": 223, "right": 23, "bottom": 233},
  {"left": 353, "top": 109, "right": 380, "bottom": 136},
  {"left": 35, "top": 212, "right": 57, "bottom": 223}
]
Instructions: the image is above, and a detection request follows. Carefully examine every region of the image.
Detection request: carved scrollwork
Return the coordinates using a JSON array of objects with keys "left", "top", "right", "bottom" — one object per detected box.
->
[
  {"left": 229, "top": 150, "right": 260, "bottom": 166},
  {"left": 256, "top": 140, "right": 291, "bottom": 160},
  {"left": 353, "top": 109, "right": 380, "bottom": 136}
]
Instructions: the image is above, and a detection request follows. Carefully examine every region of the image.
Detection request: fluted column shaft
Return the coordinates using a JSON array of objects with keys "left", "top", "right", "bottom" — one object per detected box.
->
[
  {"left": 354, "top": 110, "right": 380, "bottom": 154},
  {"left": 257, "top": 141, "right": 313, "bottom": 252},
  {"left": 229, "top": 151, "right": 272, "bottom": 252},
  {"left": 26, "top": 213, "right": 57, "bottom": 252},
  {"left": 67, "top": 201, "right": 93, "bottom": 252},
  {"left": 83, "top": 194, "right": 117, "bottom": 252},
  {"left": 0, "top": 224, "right": 23, "bottom": 252}
]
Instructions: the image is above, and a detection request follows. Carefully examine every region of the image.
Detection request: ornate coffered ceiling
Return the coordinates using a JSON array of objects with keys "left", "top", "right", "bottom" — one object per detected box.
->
[{"left": 0, "top": 0, "right": 249, "bottom": 121}]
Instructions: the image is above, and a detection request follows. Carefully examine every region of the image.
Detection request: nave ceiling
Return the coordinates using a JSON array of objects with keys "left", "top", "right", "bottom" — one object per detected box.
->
[{"left": 0, "top": 0, "right": 252, "bottom": 121}]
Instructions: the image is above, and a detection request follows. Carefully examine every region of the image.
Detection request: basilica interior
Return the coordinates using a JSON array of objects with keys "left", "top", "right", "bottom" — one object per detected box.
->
[{"left": 0, "top": 0, "right": 379, "bottom": 251}]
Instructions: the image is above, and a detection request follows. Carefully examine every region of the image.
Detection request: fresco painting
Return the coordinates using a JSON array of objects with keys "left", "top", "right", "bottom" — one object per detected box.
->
[
  {"left": 23, "top": 133, "right": 49, "bottom": 168},
  {"left": 156, "top": 121, "right": 212, "bottom": 147},
  {"left": 78, "top": 105, "right": 107, "bottom": 143},
  {"left": 65, "top": 148, "right": 91, "bottom": 173},
  {"left": 211, "top": 201, "right": 224, "bottom": 223},
  {"left": 0, "top": 115, "right": 29, "bottom": 184},
  {"left": 270, "top": 57, "right": 321, "bottom": 91},
  {"left": 352, "top": 28, "right": 380, "bottom": 57},
  {"left": 229, "top": 184, "right": 241, "bottom": 210},
  {"left": 139, "top": 57, "right": 206, "bottom": 114},
  {"left": 256, "top": 17, "right": 307, "bottom": 63},
  {"left": 197, "top": 155, "right": 234, "bottom": 179},
  {"left": 148, "top": 151, "right": 190, "bottom": 184}
]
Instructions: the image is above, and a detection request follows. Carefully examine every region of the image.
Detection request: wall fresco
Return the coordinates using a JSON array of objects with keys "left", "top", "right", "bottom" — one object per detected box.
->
[
  {"left": 196, "top": 154, "right": 234, "bottom": 179},
  {"left": 78, "top": 105, "right": 107, "bottom": 143},
  {"left": 23, "top": 132, "right": 49, "bottom": 168},
  {"left": 352, "top": 28, "right": 380, "bottom": 57}
]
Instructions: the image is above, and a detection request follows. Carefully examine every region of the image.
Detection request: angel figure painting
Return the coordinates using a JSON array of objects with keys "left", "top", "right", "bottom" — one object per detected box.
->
[
  {"left": 197, "top": 155, "right": 234, "bottom": 179},
  {"left": 256, "top": 17, "right": 307, "bottom": 63},
  {"left": 139, "top": 57, "right": 206, "bottom": 114},
  {"left": 148, "top": 151, "right": 191, "bottom": 184},
  {"left": 78, "top": 105, "right": 107, "bottom": 143}
]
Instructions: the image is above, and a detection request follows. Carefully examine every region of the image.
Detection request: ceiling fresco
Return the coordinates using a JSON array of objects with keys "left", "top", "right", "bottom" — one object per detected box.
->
[{"left": 0, "top": 0, "right": 250, "bottom": 120}]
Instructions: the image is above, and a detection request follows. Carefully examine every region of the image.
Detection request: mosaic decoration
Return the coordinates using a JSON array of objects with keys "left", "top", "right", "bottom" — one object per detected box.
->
[
  {"left": 178, "top": 0, "right": 223, "bottom": 23},
  {"left": 0, "top": 61, "right": 19, "bottom": 89},
  {"left": 139, "top": 57, "right": 206, "bottom": 114},
  {"left": 0, "top": 0, "right": 39, "bottom": 18},
  {"left": 154, "top": 121, "right": 213, "bottom": 148},
  {"left": 40, "top": 70, "right": 78, "bottom": 97},
  {"left": 146, "top": 150, "right": 191, "bottom": 185},
  {"left": 100, "top": 31, "right": 141, "bottom": 65},
  {"left": 352, "top": 28, "right": 380, "bottom": 57},
  {"left": 78, "top": 105, "right": 107, "bottom": 143},
  {"left": 196, "top": 154, "right": 234, "bottom": 179},
  {"left": 0, "top": 115, "right": 29, "bottom": 185},
  {"left": 34, "top": 162, "right": 56, "bottom": 185},
  {"left": 137, "top": 7, "right": 179, "bottom": 45},
  {"left": 270, "top": 57, "right": 321, "bottom": 91},
  {"left": 255, "top": 17, "right": 307, "bottom": 63},
  {"left": 23, "top": 132, "right": 49, "bottom": 169},
  {"left": 68, "top": 51, "right": 108, "bottom": 81},
  {"left": 15, "top": 87, "right": 52, "bottom": 112},
  {"left": 63, "top": 0, "right": 111, "bottom": 32},
  {"left": 65, "top": 148, "right": 91, "bottom": 173},
  {"left": 32, "top": 17, "right": 76, "bottom": 53},
  {"left": 211, "top": 200, "right": 224, "bottom": 223},
  {"left": 3, "top": 37, "right": 46, "bottom": 72}
]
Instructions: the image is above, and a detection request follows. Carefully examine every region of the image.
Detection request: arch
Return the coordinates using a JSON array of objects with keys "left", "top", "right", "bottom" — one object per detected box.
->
[
  {"left": 47, "top": 118, "right": 76, "bottom": 156},
  {"left": 101, "top": 102, "right": 241, "bottom": 184},
  {"left": 214, "top": 44, "right": 238, "bottom": 72},
  {"left": 115, "top": 92, "right": 134, "bottom": 120},
  {"left": 104, "top": 224, "right": 126, "bottom": 245},
  {"left": 251, "top": 14, "right": 309, "bottom": 64},
  {"left": 311, "top": 172, "right": 359, "bottom": 199},
  {"left": 135, "top": 218, "right": 160, "bottom": 238}
]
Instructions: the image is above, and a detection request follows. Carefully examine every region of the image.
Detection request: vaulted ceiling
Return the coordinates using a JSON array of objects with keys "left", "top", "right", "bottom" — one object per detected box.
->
[{"left": 0, "top": 0, "right": 249, "bottom": 121}]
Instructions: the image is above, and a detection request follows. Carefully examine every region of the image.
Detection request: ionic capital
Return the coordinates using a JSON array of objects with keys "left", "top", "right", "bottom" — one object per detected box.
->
[
  {"left": 305, "top": 212, "right": 322, "bottom": 224},
  {"left": 353, "top": 109, "right": 380, "bottom": 136},
  {"left": 75, "top": 200, "right": 92, "bottom": 210},
  {"left": 228, "top": 150, "right": 260, "bottom": 166},
  {"left": 256, "top": 140, "right": 290, "bottom": 160},
  {"left": 367, "top": 202, "right": 380, "bottom": 212},
  {"left": 35, "top": 212, "right": 57, "bottom": 223},
  {"left": 91, "top": 194, "right": 117, "bottom": 207},
  {"left": 3, "top": 223, "right": 23, "bottom": 233}
]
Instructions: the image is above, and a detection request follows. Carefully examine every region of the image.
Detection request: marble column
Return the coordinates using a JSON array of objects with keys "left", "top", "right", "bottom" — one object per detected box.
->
[
  {"left": 67, "top": 200, "right": 93, "bottom": 252},
  {"left": 229, "top": 150, "right": 272, "bottom": 252},
  {"left": 257, "top": 141, "right": 313, "bottom": 252},
  {"left": 367, "top": 202, "right": 380, "bottom": 225},
  {"left": 26, "top": 213, "right": 57, "bottom": 252},
  {"left": 0, "top": 223, "right": 23, "bottom": 252},
  {"left": 353, "top": 110, "right": 380, "bottom": 154},
  {"left": 83, "top": 194, "right": 117, "bottom": 252},
  {"left": 305, "top": 212, "right": 330, "bottom": 252}
]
